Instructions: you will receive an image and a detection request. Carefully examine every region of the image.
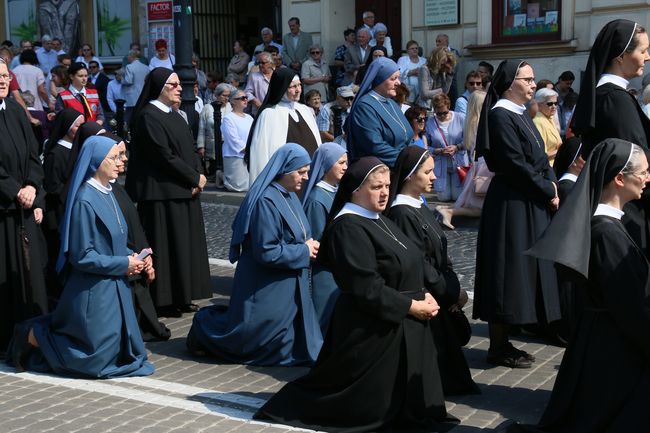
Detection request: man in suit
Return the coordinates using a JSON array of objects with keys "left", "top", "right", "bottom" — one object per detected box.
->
[
  {"left": 87, "top": 60, "right": 111, "bottom": 115},
  {"left": 122, "top": 49, "right": 150, "bottom": 124},
  {"left": 343, "top": 28, "right": 371, "bottom": 85},
  {"left": 281, "top": 17, "right": 313, "bottom": 73}
]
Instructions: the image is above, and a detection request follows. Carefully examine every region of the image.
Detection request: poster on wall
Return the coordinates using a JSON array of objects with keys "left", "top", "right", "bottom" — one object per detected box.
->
[
  {"left": 94, "top": 0, "right": 132, "bottom": 61},
  {"left": 147, "top": 0, "right": 174, "bottom": 58},
  {"left": 424, "top": 0, "right": 459, "bottom": 27}
]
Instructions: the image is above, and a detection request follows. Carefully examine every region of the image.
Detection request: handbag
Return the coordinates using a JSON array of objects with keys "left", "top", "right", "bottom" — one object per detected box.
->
[{"left": 474, "top": 175, "right": 491, "bottom": 196}]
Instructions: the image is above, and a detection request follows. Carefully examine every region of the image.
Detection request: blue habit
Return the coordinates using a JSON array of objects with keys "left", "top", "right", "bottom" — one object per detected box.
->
[
  {"left": 22, "top": 183, "right": 155, "bottom": 378},
  {"left": 303, "top": 185, "right": 340, "bottom": 334},
  {"left": 348, "top": 93, "right": 413, "bottom": 167},
  {"left": 189, "top": 184, "right": 323, "bottom": 366}
]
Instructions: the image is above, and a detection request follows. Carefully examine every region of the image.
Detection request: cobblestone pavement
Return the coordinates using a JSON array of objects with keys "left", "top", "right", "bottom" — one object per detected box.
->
[{"left": 0, "top": 199, "right": 564, "bottom": 432}]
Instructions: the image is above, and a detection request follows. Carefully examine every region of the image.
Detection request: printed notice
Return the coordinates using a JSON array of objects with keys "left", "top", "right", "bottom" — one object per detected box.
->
[{"left": 424, "top": 0, "right": 459, "bottom": 26}]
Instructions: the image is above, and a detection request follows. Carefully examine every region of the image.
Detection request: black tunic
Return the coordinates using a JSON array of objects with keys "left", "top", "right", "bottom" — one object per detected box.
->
[
  {"left": 112, "top": 182, "right": 170, "bottom": 341},
  {"left": 42, "top": 142, "right": 71, "bottom": 298},
  {"left": 474, "top": 107, "right": 560, "bottom": 324},
  {"left": 389, "top": 203, "right": 480, "bottom": 396},
  {"left": 508, "top": 216, "right": 650, "bottom": 433},
  {"left": 126, "top": 104, "right": 211, "bottom": 308},
  {"left": 581, "top": 82, "right": 650, "bottom": 257},
  {"left": 0, "top": 99, "right": 48, "bottom": 351},
  {"left": 256, "top": 214, "right": 458, "bottom": 432},
  {"left": 286, "top": 111, "right": 319, "bottom": 156}
]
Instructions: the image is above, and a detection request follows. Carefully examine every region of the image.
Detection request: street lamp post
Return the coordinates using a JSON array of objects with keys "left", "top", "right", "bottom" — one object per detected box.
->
[{"left": 173, "top": 0, "right": 197, "bottom": 133}]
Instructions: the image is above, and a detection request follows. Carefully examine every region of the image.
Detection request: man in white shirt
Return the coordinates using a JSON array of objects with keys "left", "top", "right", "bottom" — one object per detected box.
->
[
  {"left": 254, "top": 28, "right": 283, "bottom": 54},
  {"left": 36, "top": 35, "right": 58, "bottom": 74}
]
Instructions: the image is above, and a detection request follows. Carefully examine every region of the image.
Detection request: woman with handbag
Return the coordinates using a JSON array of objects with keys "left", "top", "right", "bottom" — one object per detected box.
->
[
  {"left": 387, "top": 145, "right": 480, "bottom": 396},
  {"left": 425, "top": 93, "right": 467, "bottom": 202}
]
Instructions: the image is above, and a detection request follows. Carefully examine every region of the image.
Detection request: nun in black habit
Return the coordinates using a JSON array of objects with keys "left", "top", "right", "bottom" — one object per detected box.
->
[
  {"left": 387, "top": 145, "right": 479, "bottom": 396},
  {"left": 126, "top": 68, "right": 211, "bottom": 317},
  {"left": 572, "top": 19, "right": 650, "bottom": 257},
  {"left": 0, "top": 59, "right": 48, "bottom": 355},
  {"left": 255, "top": 157, "right": 458, "bottom": 432},
  {"left": 473, "top": 59, "right": 560, "bottom": 368},
  {"left": 42, "top": 109, "right": 84, "bottom": 299},
  {"left": 507, "top": 139, "right": 650, "bottom": 433}
]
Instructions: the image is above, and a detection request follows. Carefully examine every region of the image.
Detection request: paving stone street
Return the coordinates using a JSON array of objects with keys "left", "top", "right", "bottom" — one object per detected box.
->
[{"left": 0, "top": 191, "right": 565, "bottom": 433}]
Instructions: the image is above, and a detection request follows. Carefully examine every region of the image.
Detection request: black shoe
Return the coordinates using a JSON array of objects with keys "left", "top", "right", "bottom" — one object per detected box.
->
[
  {"left": 156, "top": 306, "right": 182, "bottom": 318},
  {"left": 180, "top": 303, "right": 200, "bottom": 313},
  {"left": 486, "top": 347, "right": 532, "bottom": 369},
  {"left": 12, "top": 323, "right": 34, "bottom": 372},
  {"left": 507, "top": 342, "right": 536, "bottom": 362}
]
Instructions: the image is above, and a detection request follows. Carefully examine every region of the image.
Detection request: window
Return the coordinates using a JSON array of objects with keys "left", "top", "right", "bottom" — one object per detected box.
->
[{"left": 492, "top": 0, "right": 561, "bottom": 44}]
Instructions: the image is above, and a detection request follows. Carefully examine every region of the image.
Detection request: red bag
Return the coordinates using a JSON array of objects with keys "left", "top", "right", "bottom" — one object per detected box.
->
[{"left": 457, "top": 165, "right": 471, "bottom": 183}]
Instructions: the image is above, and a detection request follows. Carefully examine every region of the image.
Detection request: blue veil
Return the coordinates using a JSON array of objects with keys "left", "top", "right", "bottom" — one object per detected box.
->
[
  {"left": 57, "top": 135, "right": 118, "bottom": 272},
  {"left": 230, "top": 143, "right": 311, "bottom": 262},
  {"left": 348, "top": 56, "right": 399, "bottom": 119},
  {"left": 301, "top": 142, "right": 347, "bottom": 204}
]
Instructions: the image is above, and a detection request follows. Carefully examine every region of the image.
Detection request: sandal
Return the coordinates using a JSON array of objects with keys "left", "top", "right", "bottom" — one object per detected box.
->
[
  {"left": 507, "top": 343, "right": 536, "bottom": 362},
  {"left": 487, "top": 347, "right": 533, "bottom": 369}
]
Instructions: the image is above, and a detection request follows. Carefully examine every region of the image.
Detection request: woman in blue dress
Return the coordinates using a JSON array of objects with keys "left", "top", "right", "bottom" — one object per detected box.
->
[
  {"left": 187, "top": 143, "right": 323, "bottom": 366},
  {"left": 301, "top": 142, "right": 348, "bottom": 333},
  {"left": 11, "top": 136, "right": 155, "bottom": 378}
]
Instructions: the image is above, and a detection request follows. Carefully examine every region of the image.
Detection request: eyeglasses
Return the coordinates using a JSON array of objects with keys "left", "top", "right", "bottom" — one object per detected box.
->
[
  {"left": 106, "top": 154, "right": 124, "bottom": 164},
  {"left": 233, "top": 96, "right": 248, "bottom": 100},
  {"left": 259, "top": 61, "right": 270, "bottom": 65},
  {"left": 89, "top": 65, "right": 99, "bottom": 69},
  {"left": 468, "top": 81, "right": 482, "bottom": 86},
  {"left": 628, "top": 169, "right": 650, "bottom": 179},
  {"left": 435, "top": 111, "right": 449, "bottom": 117},
  {"left": 415, "top": 117, "right": 426, "bottom": 123},
  {"left": 515, "top": 76, "right": 536, "bottom": 84},
  {"left": 166, "top": 82, "right": 181, "bottom": 88},
  {"left": 310, "top": 51, "right": 321, "bottom": 54},
  {"left": 545, "top": 101, "right": 558, "bottom": 107},
  {"left": 0, "top": 73, "right": 12, "bottom": 82}
]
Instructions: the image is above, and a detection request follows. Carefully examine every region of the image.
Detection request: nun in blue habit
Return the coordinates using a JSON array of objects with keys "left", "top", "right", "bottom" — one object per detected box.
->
[
  {"left": 187, "top": 143, "right": 323, "bottom": 366},
  {"left": 10, "top": 136, "right": 155, "bottom": 378},
  {"left": 347, "top": 57, "right": 413, "bottom": 167},
  {"left": 302, "top": 143, "right": 347, "bottom": 333}
]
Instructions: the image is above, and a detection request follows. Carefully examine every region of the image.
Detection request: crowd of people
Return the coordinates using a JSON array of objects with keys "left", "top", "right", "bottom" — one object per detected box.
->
[{"left": 1, "top": 13, "right": 649, "bottom": 433}]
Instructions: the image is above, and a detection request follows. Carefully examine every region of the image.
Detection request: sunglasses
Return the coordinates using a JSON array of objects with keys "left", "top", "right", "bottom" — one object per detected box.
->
[
  {"left": 166, "top": 82, "right": 181, "bottom": 88},
  {"left": 545, "top": 101, "right": 558, "bottom": 107},
  {"left": 310, "top": 51, "right": 321, "bottom": 54},
  {"left": 416, "top": 117, "right": 426, "bottom": 123},
  {"left": 435, "top": 111, "right": 449, "bottom": 117},
  {"left": 468, "top": 81, "right": 482, "bottom": 86},
  {"left": 233, "top": 96, "right": 248, "bottom": 100},
  {"left": 342, "top": 96, "right": 354, "bottom": 101}
]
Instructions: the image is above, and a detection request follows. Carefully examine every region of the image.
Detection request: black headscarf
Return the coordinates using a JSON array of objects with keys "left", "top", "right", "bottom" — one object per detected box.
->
[
  {"left": 475, "top": 59, "right": 525, "bottom": 159},
  {"left": 572, "top": 19, "right": 638, "bottom": 136},
  {"left": 244, "top": 68, "right": 299, "bottom": 164},
  {"left": 387, "top": 145, "right": 431, "bottom": 210},
  {"left": 328, "top": 156, "right": 386, "bottom": 223},
  {"left": 44, "top": 108, "right": 83, "bottom": 154},
  {"left": 130, "top": 67, "right": 174, "bottom": 129},
  {"left": 553, "top": 136, "right": 582, "bottom": 178},
  {"left": 61, "top": 121, "right": 105, "bottom": 203},
  {"left": 526, "top": 138, "right": 636, "bottom": 278}
]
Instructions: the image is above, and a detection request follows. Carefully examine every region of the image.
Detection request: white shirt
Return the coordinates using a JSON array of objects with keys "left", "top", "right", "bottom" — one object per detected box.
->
[
  {"left": 597, "top": 73, "right": 629, "bottom": 90},
  {"left": 0, "top": 99, "right": 5, "bottom": 110},
  {"left": 221, "top": 112, "right": 254, "bottom": 158},
  {"left": 593, "top": 203, "right": 624, "bottom": 220},
  {"left": 149, "top": 55, "right": 175, "bottom": 71},
  {"left": 559, "top": 173, "right": 578, "bottom": 183},
  {"left": 57, "top": 139, "right": 72, "bottom": 150},
  {"left": 335, "top": 202, "right": 379, "bottom": 220},
  {"left": 391, "top": 193, "right": 423, "bottom": 208},
  {"left": 106, "top": 79, "right": 122, "bottom": 112},
  {"left": 149, "top": 99, "right": 172, "bottom": 113}
]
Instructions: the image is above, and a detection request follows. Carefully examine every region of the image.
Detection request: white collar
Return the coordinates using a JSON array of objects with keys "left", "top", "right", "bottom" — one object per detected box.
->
[
  {"left": 149, "top": 99, "right": 172, "bottom": 113},
  {"left": 271, "top": 181, "right": 288, "bottom": 193},
  {"left": 391, "top": 193, "right": 423, "bottom": 208},
  {"left": 335, "top": 202, "right": 379, "bottom": 220},
  {"left": 594, "top": 203, "right": 624, "bottom": 220},
  {"left": 369, "top": 90, "right": 387, "bottom": 103},
  {"left": 559, "top": 173, "right": 578, "bottom": 183},
  {"left": 278, "top": 99, "right": 297, "bottom": 111},
  {"left": 492, "top": 98, "right": 526, "bottom": 115},
  {"left": 69, "top": 85, "right": 85, "bottom": 96},
  {"left": 57, "top": 139, "right": 72, "bottom": 149},
  {"left": 316, "top": 180, "right": 337, "bottom": 193},
  {"left": 86, "top": 177, "right": 112, "bottom": 194},
  {"left": 597, "top": 73, "right": 629, "bottom": 90},
  {"left": 0, "top": 99, "right": 5, "bottom": 110}
]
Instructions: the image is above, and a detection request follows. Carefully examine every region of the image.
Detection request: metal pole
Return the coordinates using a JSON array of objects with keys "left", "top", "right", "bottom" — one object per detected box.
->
[{"left": 173, "top": 0, "right": 198, "bottom": 136}]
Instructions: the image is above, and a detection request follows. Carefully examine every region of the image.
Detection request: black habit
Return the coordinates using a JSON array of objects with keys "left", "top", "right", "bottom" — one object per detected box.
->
[
  {"left": 256, "top": 213, "right": 458, "bottom": 432},
  {"left": 0, "top": 98, "right": 48, "bottom": 351},
  {"left": 126, "top": 103, "right": 211, "bottom": 310},
  {"left": 388, "top": 203, "right": 479, "bottom": 396},
  {"left": 473, "top": 107, "right": 561, "bottom": 324}
]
